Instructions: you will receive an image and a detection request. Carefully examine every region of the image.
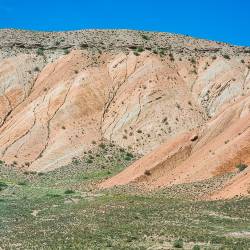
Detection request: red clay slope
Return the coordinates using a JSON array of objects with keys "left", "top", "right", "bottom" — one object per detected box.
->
[{"left": 100, "top": 94, "right": 250, "bottom": 199}]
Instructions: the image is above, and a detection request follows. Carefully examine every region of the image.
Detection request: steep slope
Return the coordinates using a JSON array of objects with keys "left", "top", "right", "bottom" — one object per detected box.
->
[
  {"left": 0, "top": 50, "right": 110, "bottom": 170},
  {"left": 0, "top": 49, "right": 206, "bottom": 171},
  {"left": 101, "top": 52, "right": 206, "bottom": 154},
  {"left": 0, "top": 29, "right": 250, "bottom": 199},
  {"left": 100, "top": 94, "right": 250, "bottom": 198},
  {"left": 0, "top": 54, "right": 44, "bottom": 126}
]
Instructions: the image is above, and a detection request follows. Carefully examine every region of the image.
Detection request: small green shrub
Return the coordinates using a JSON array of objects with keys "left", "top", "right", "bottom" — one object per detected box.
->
[
  {"left": 137, "top": 47, "right": 144, "bottom": 53},
  {"left": 141, "top": 34, "right": 149, "bottom": 40},
  {"left": 159, "top": 49, "right": 166, "bottom": 57},
  {"left": 80, "top": 43, "right": 88, "bottom": 49},
  {"left": 169, "top": 53, "right": 174, "bottom": 61},
  {"left": 223, "top": 54, "right": 230, "bottom": 60},
  {"left": 190, "top": 58, "right": 196, "bottom": 64},
  {"left": 64, "top": 189, "right": 75, "bottom": 195},
  {"left": 99, "top": 143, "right": 106, "bottom": 149},
  {"left": 47, "top": 193, "right": 61, "bottom": 198},
  {"left": 126, "top": 152, "right": 133, "bottom": 158},
  {"left": 18, "top": 181, "right": 27, "bottom": 186},
  {"left": 23, "top": 170, "right": 36, "bottom": 175},
  {"left": 236, "top": 163, "right": 248, "bottom": 172},
  {"left": 0, "top": 181, "right": 8, "bottom": 191},
  {"left": 36, "top": 48, "right": 44, "bottom": 56},
  {"left": 72, "top": 157, "right": 80, "bottom": 165},
  {"left": 86, "top": 159, "right": 93, "bottom": 164},
  {"left": 192, "top": 245, "right": 200, "bottom": 250},
  {"left": 64, "top": 49, "right": 70, "bottom": 55},
  {"left": 173, "top": 239, "right": 183, "bottom": 248}
]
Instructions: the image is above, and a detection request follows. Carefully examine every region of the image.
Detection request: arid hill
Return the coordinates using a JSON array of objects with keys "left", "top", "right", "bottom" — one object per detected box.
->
[{"left": 0, "top": 29, "right": 249, "bottom": 199}]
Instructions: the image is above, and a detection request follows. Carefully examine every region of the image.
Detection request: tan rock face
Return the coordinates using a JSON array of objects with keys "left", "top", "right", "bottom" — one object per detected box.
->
[
  {"left": 0, "top": 50, "right": 110, "bottom": 171},
  {"left": 0, "top": 29, "right": 250, "bottom": 199},
  {"left": 0, "top": 54, "right": 43, "bottom": 126},
  {"left": 102, "top": 52, "right": 205, "bottom": 154}
]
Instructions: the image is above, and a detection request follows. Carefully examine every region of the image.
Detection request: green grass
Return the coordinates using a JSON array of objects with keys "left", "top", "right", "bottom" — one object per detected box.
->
[{"left": 0, "top": 143, "right": 249, "bottom": 249}]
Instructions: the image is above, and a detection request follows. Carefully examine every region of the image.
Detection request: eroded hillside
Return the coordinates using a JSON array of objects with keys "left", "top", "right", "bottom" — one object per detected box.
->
[{"left": 0, "top": 29, "right": 249, "bottom": 199}]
